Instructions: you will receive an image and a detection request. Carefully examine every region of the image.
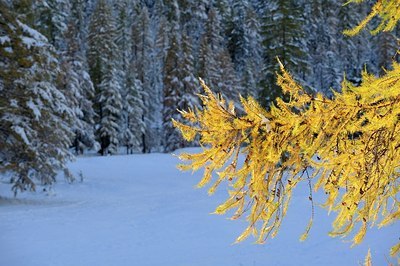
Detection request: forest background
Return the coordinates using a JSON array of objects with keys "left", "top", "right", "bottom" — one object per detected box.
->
[{"left": 0, "top": 0, "right": 398, "bottom": 192}]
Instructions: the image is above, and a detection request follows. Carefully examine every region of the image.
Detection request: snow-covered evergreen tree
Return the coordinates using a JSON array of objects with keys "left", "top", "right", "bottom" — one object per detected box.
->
[
  {"left": 180, "top": 32, "right": 199, "bottom": 109},
  {"left": 0, "top": 2, "right": 74, "bottom": 193},
  {"left": 28, "top": 0, "right": 70, "bottom": 50},
  {"left": 242, "top": 5, "right": 263, "bottom": 97},
  {"left": 214, "top": 0, "right": 232, "bottom": 35},
  {"left": 97, "top": 67, "right": 122, "bottom": 155},
  {"left": 177, "top": 0, "right": 207, "bottom": 51},
  {"left": 63, "top": 0, "right": 97, "bottom": 154},
  {"left": 114, "top": 0, "right": 136, "bottom": 154},
  {"left": 162, "top": 0, "right": 203, "bottom": 151},
  {"left": 259, "top": 0, "right": 308, "bottom": 107},
  {"left": 87, "top": 0, "right": 122, "bottom": 155},
  {"left": 198, "top": 9, "right": 220, "bottom": 91},
  {"left": 226, "top": 0, "right": 248, "bottom": 74},
  {"left": 114, "top": 0, "right": 131, "bottom": 76},
  {"left": 131, "top": 6, "right": 155, "bottom": 152},
  {"left": 336, "top": 0, "right": 372, "bottom": 85},
  {"left": 198, "top": 7, "right": 241, "bottom": 103},
  {"left": 306, "top": 0, "right": 341, "bottom": 94},
  {"left": 122, "top": 67, "right": 145, "bottom": 154},
  {"left": 150, "top": 15, "right": 169, "bottom": 152},
  {"left": 163, "top": 1, "right": 184, "bottom": 152}
]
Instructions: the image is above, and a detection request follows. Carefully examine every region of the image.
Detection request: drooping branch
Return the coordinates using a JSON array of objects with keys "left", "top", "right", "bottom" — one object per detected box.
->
[{"left": 175, "top": 63, "right": 400, "bottom": 255}]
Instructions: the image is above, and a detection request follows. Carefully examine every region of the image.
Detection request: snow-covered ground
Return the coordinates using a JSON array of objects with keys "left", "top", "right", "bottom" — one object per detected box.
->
[{"left": 0, "top": 148, "right": 398, "bottom": 266}]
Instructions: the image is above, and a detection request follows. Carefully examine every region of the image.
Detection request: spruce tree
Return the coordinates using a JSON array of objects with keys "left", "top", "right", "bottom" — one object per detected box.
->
[
  {"left": 122, "top": 67, "right": 145, "bottom": 154},
  {"left": 114, "top": 0, "right": 131, "bottom": 77},
  {"left": 198, "top": 7, "right": 240, "bottom": 102},
  {"left": 306, "top": 0, "right": 341, "bottom": 94},
  {"left": 180, "top": 32, "right": 199, "bottom": 110},
  {"left": 242, "top": 5, "right": 263, "bottom": 97},
  {"left": 198, "top": 8, "right": 222, "bottom": 91},
  {"left": 131, "top": 6, "right": 154, "bottom": 152},
  {"left": 97, "top": 67, "right": 122, "bottom": 155},
  {"left": 64, "top": 0, "right": 97, "bottom": 154},
  {"left": 114, "top": 0, "right": 134, "bottom": 154},
  {"left": 259, "top": 0, "right": 308, "bottom": 107},
  {"left": 152, "top": 15, "right": 170, "bottom": 152},
  {"left": 0, "top": 2, "right": 74, "bottom": 193},
  {"left": 162, "top": 0, "right": 203, "bottom": 152},
  {"left": 163, "top": 3, "right": 184, "bottom": 152},
  {"left": 28, "top": 0, "right": 70, "bottom": 50},
  {"left": 336, "top": 0, "right": 372, "bottom": 85},
  {"left": 87, "top": 0, "right": 122, "bottom": 155},
  {"left": 177, "top": 0, "right": 208, "bottom": 51},
  {"left": 226, "top": 0, "right": 248, "bottom": 74}
]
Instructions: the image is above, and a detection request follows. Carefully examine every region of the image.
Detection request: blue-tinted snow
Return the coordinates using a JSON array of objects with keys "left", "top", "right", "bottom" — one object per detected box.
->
[{"left": 0, "top": 149, "right": 398, "bottom": 266}]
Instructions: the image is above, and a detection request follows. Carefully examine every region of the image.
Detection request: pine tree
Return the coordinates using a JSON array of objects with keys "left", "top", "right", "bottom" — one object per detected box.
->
[
  {"left": 162, "top": 0, "right": 204, "bottom": 152},
  {"left": 198, "top": 7, "right": 240, "bottom": 102},
  {"left": 32, "top": 0, "right": 70, "bottom": 50},
  {"left": 223, "top": 1, "right": 264, "bottom": 98},
  {"left": 0, "top": 2, "right": 74, "bottom": 193},
  {"left": 241, "top": 4, "right": 263, "bottom": 97},
  {"left": 226, "top": 0, "right": 248, "bottom": 74},
  {"left": 177, "top": 0, "right": 208, "bottom": 51},
  {"left": 64, "top": 0, "right": 97, "bottom": 154},
  {"left": 131, "top": 6, "right": 154, "bottom": 152},
  {"left": 155, "top": 16, "right": 169, "bottom": 62},
  {"left": 178, "top": 32, "right": 201, "bottom": 145},
  {"left": 215, "top": 49, "right": 242, "bottom": 103},
  {"left": 87, "top": 0, "right": 114, "bottom": 91},
  {"left": 152, "top": 15, "right": 170, "bottom": 152},
  {"left": 87, "top": 0, "right": 122, "bottom": 155},
  {"left": 114, "top": 0, "right": 135, "bottom": 154},
  {"left": 214, "top": 0, "right": 231, "bottom": 35},
  {"left": 114, "top": 0, "right": 131, "bottom": 76},
  {"left": 337, "top": 1, "right": 372, "bottom": 85},
  {"left": 306, "top": 0, "right": 342, "bottom": 94},
  {"left": 198, "top": 8, "right": 222, "bottom": 91},
  {"left": 259, "top": 0, "right": 308, "bottom": 107},
  {"left": 180, "top": 32, "right": 199, "bottom": 111},
  {"left": 163, "top": 2, "right": 184, "bottom": 152},
  {"left": 122, "top": 67, "right": 145, "bottom": 154},
  {"left": 97, "top": 67, "right": 122, "bottom": 155},
  {"left": 10, "top": 0, "right": 35, "bottom": 25}
]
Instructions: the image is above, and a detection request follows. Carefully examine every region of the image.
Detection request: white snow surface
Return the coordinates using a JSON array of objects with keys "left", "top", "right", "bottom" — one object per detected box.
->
[{"left": 0, "top": 148, "right": 398, "bottom": 266}]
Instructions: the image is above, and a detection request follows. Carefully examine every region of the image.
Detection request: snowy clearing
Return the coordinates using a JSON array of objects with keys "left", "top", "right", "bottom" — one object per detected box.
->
[{"left": 0, "top": 148, "right": 398, "bottom": 266}]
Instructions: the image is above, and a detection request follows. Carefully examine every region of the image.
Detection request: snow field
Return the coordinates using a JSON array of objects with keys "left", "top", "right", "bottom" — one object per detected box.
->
[{"left": 0, "top": 149, "right": 398, "bottom": 266}]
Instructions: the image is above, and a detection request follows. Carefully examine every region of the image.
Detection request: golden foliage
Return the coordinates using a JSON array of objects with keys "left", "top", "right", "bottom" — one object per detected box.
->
[
  {"left": 174, "top": 64, "right": 400, "bottom": 253},
  {"left": 174, "top": 0, "right": 400, "bottom": 258},
  {"left": 343, "top": 0, "right": 400, "bottom": 36},
  {"left": 364, "top": 249, "right": 372, "bottom": 266}
]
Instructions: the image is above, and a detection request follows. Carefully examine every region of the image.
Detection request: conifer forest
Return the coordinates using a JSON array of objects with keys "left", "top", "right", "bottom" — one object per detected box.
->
[{"left": 0, "top": 1, "right": 399, "bottom": 193}]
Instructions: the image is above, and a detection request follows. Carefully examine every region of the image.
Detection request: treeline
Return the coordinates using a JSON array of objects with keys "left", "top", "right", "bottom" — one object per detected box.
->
[{"left": 0, "top": 0, "right": 398, "bottom": 192}]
